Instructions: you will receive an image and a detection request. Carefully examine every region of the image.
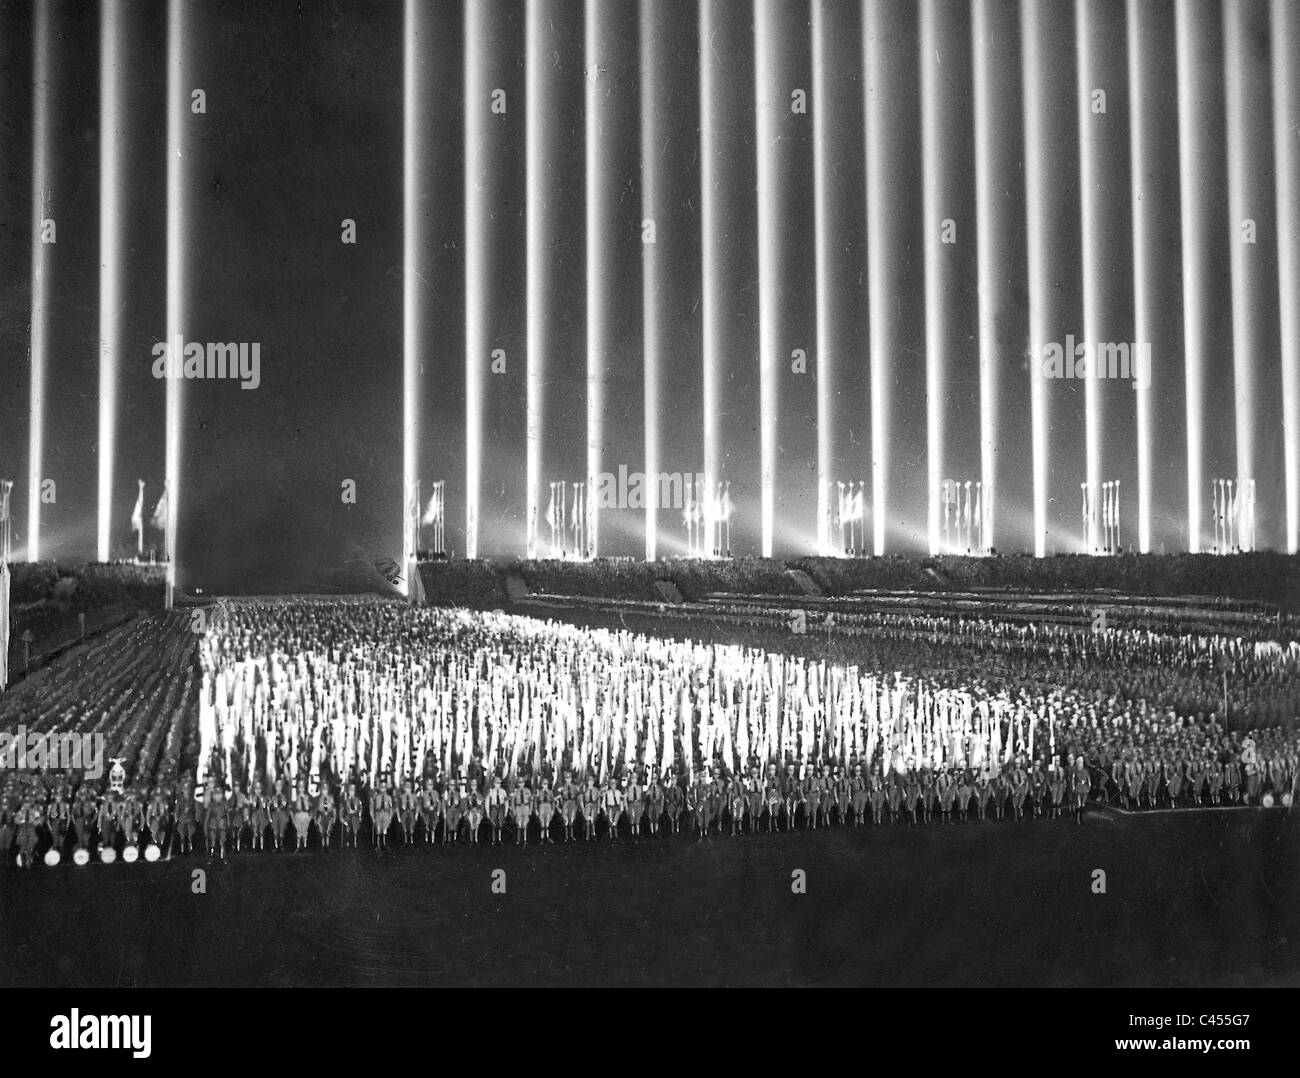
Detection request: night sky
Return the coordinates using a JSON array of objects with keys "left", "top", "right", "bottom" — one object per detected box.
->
[{"left": 0, "top": 0, "right": 1292, "bottom": 590}]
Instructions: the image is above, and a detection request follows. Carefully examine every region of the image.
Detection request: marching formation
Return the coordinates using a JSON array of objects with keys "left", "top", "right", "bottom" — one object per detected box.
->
[
  {"left": 1, "top": 594, "right": 1297, "bottom": 866},
  {"left": 190, "top": 601, "right": 1300, "bottom": 790},
  {"left": 1, "top": 736, "right": 1296, "bottom": 866}
]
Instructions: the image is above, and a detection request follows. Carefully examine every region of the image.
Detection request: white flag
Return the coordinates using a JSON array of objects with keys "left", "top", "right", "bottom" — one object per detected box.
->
[
  {"left": 130, "top": 480, "right": 145, "bottom": 534},
  {"left": 150, "top": 482, "right": 169, "bottom": 531}
]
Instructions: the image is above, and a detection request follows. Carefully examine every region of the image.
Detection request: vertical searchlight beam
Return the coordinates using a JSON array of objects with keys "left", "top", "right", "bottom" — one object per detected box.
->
[
  {"left": 1275, "top": 0, "right": 1300, "bottom": 554},
  {"left": 165, "top": 0, "right": 187, "bottom": 600},
  {"left": 920, "top": 0, "right": 946, "bottom": 556},
  {"left": 28, "top": 0, "right": 54, "bottom": 563},
  {"left": 585, "top": 0, "right": 608, "bottom": 558},
  {"left": 1222, "top": 2, "right": 1257, "bottom": 497},
  {"left": 401, "top": 0, "right": 424, "bottom": 591},
  {"left": 640, "top": 0, "right": 663, "bottom": 562},
  {"left": 811, "top": 0, "right": 833, "bottom": 556},
  {"left": 754, "top": 0, "right": 779, "bottom": 558},
  {"left": 1076, "top": 0, "right": 1103, "bottom": 554},
  {"left": 699, "top": 0, "right": 721, "bottom": 541},
  {"left": 864, "top": 0, "right": 893, "bottom": 557},
  {"left": 1175, "top": 0, "right": 1209, "bottom": 552},
  {"left": 98, "top": 0, "right": 125, "bottom": 565},
  {"left": 1127, "top": 0, "right": 1155, "bottom": 553},
  {"left": 525, "top": 0, "right": 546, "bottom": 561},
  {"left": 464, "top": 0, "right": 488, "bottom": 560},
  {"left": 972, "top": 0, "right": 1001, "bottom": 554},
  {"left": 1021, "top": 0, "right": 1050, "bottom": 557}
]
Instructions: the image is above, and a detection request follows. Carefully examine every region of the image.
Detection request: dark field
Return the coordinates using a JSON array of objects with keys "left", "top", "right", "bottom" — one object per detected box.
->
[{"left": 2, "top": 808, "right": 1296, "bottom": 987}]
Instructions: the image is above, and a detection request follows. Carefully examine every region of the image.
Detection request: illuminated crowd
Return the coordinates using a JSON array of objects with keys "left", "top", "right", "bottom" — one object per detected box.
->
[{"left": 1, "top": 596, "right": 1297, "bottom": 865}]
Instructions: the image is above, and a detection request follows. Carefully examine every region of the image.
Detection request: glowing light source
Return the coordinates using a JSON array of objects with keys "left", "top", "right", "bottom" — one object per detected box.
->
[
  {"left": 754, "top": 0, "right": 778, "bottom": 558},
  {"left": 1175, "top": 0, "right": 1208, "bottom": 552},
  {"left": 98, "top": 0, "right": 125, "bottom": 565},
  {"left": 1020, "top": 0, "right": 1049, "bottom": 557},
  {"left": 1274, "top": 0, "right": 1300, "bottom": 554},
  {"left": 27, "top": 0, "right": 53, "bottom": 563}
]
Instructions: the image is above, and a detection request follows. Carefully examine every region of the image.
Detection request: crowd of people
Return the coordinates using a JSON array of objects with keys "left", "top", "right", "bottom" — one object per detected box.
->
[
  {"left": 7, "top": 561, "right": 167, "bottom": 609},
  {"left": 795, "top": 550, "right": 1296, "bottom": 604},
  {"left": 528, "top": 590, "right": 1300, "bottom": 729},
  {"left": 6, "top": 736, "right": 1298, "bottom": 866},
  {"left": 1, "top": 593, "right": 1296, "bottom": 866},
  {"left": 419, "top": 550, "right": 1297, "bottom": 607}
]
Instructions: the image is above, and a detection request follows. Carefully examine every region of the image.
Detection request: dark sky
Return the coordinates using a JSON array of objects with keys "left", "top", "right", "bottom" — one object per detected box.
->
[{"left": 0, "top": 0, "right": 1290, "bottom": 588}]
